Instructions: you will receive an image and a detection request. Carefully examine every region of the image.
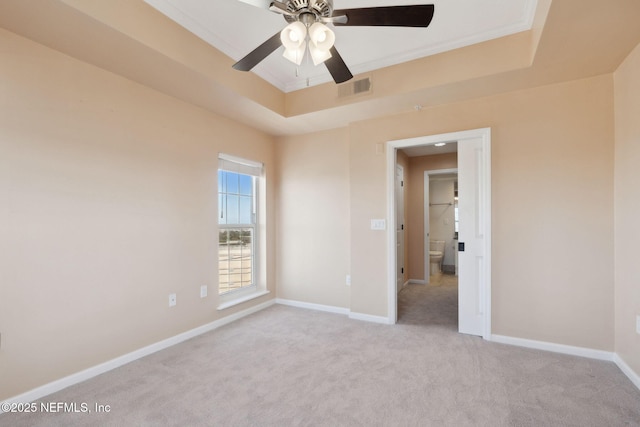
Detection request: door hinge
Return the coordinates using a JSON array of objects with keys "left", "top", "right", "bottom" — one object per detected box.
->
[
  {"left": 401, "top": 224, "right": 404, "bottom": 230},
  {"left": 401, "top": 267, "right": 404, "bottom": 274}
]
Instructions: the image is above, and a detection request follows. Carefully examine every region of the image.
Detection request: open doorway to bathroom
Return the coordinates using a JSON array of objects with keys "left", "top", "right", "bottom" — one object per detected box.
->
[
  {"left": 387, "top": 127, "right": 491, "bottom": 338},
  {"left": 395, "top": 144, "right": 459, "bottom": 329}
]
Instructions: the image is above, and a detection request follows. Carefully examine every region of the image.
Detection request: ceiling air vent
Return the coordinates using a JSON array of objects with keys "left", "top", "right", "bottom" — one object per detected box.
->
[{"left": 338, "top": 77, "right": 372, "bottom": 98}]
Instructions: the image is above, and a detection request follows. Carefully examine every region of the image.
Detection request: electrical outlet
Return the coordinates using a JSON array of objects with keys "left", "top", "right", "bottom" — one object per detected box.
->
[
  {"left": 200, "top": 285, "right": 208, "bottom": 298},
  {"left": 169, "top": 293, "right": 177, "bottom": 307}
]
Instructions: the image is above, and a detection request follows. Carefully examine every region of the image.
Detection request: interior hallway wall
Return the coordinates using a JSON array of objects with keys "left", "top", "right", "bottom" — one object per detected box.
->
[
  {"left": 348, "top": 75, "right": 615, "bottom": 351},
  {"left": 0, "top": 29, "right": 276, "bottom": 400},
  {"left": 614, "top": 41, "right": 640, "bottom": 376}
]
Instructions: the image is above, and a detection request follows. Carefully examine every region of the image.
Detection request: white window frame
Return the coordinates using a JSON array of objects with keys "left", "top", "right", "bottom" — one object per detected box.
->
[{"left": 217, "top": 154, "right": 268, "bottom": 309}]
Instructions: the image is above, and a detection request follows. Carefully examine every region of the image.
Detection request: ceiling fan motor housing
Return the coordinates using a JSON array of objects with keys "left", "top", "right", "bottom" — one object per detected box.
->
[{"left": 284, "top": 0, "right": 333, "bottom": 23}]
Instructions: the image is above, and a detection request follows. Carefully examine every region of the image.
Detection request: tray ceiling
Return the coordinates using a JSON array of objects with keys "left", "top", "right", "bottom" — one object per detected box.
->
[{"left": 145, "top": 0, "right": 538, "bottom": 92}]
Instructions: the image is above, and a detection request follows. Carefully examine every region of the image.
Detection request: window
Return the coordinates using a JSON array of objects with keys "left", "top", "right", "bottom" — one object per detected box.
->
[{"left": 218, "top": 154, "right": 262, "bottom": 296}]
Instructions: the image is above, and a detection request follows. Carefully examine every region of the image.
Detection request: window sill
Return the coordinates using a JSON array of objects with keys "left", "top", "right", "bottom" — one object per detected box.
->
[{"left": 217, "top": 289, "right": 270, "bottom": 311}]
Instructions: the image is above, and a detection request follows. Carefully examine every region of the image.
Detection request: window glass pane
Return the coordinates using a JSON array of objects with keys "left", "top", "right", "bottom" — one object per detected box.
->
[
  {"left": 218, "top": 170, "right": 225, "bottom": 193},
  {"left": 218, "top": 193, "right": 226, "bottom": 225},
  {"left": 218, "top": 228, "right": 253, "bottom": 295},
  {"left": 239, "top": 174, "right": 252, "bottom": 196},
  {"left": 227, "top": 172, "right": 239, "bottom": 194},
  {"left": 218, "top": 158, "right": 258, "bottom": 296},
  {"left": 218, "top": 230, "right": 230, "bottom": 292},
  {"left": 239, "top": 196, "right": 252, "bottom": 224},
  {"left": 226, "top": 195, "right": 239, "bottom": 224}
]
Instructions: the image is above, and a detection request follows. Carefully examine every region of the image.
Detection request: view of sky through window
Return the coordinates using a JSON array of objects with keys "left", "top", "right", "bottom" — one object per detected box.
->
[{"left": 218, "top": 171, "right": 253, "bottom": 225}]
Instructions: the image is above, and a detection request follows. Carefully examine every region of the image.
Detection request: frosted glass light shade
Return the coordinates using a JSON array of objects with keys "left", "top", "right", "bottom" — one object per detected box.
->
[
  {"left": 309, "top": 43, "right": 332, "bottom": 65},
  {"left": 281, "top": 22, "right": 307, "bottom": 65},
  {"left": 282, "top": 45, "right": 306, "bottom": 65},
  {"left": 308, "top": 23, "right": 335, "bottom": 65}
]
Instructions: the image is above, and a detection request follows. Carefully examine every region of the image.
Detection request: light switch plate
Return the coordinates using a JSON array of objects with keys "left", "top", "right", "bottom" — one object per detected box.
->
[
  {"left": 371, "top": 219, "right": 386, "bottom": 230},
  {"left": 169, "top": 293, "right": 177, "bottom": 307},
  {"left": 200, "top": 285, "right": 208, "bottom": 298}
]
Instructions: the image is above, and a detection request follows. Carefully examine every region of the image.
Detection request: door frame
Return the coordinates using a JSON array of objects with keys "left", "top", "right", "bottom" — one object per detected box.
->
[
  {"left": 385, "top": 128, "right": 492, "bottom": 340},
  {"left": 395, "top": 164, "right": 405, "bottom": 294}
]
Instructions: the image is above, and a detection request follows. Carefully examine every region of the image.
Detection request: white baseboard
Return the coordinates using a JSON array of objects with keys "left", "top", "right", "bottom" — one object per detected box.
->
[
  {"left": 275, "top": 298, "right": 392, "bottom": 325},
  {"left": 398, "top": 280, "right": 410, "bottom": 293},
  {"left": 0, "top": 299, "right": 275, "bottom": 412},
  {"left": 275, "top": 298, "right": 349, "bottom": 315},
  {"left": 397, "top": 280, "right": 425, "bottom": 295},
  {"left": 8, "top": 301, "right": 634, "bottom": 411},
  {"left": 613, "top": 354, "right": 640, "bottom": 391},
  {"left": 348, "top": 312, "right": 393, "bottom": 324},
  {"left": 490, "top": 334, "right": 614, "bottom": 361},
  {"left": 490, "top": 334, "right": 640, "bottom": 392}
]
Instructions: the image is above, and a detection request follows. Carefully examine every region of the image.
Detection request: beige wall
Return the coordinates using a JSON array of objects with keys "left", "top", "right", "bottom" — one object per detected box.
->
[
  {"left": 406, "top": 153, "right": 458, "bottom": 281},
  {"left": 1, "top": 17, "right": 635, "bottom": 403},
  {"left": 347, "top": 124, "right": 389, "bottom": 316},
  {"left": 0, "top": 29, "right": 275, "bottom": 400},
  {"left": 347, "top": 75, "right": 615, "bottom": 350},
  {"left": 614, "top": 42, "right": 640, "bottom": 374},
  {"left": 275, "top": 129, "right": 350, "bottom": 308}
]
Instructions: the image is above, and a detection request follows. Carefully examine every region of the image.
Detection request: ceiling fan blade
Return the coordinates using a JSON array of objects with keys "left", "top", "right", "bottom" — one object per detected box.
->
[
  {"left": 232, "top": 32, "right": 282, "bottom": 72},
  {"left": 324, "top": 47, "right": 353, "bottom": 84},
  {"left": 333, "top": 5, "right": 434, "bottom": 27}
]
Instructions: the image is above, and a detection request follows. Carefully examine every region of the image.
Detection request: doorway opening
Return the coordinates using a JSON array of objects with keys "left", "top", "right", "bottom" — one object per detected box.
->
[
  {"left": 386, "top": 128, "right": 492, "bottom": 339},
  {"left": 398, "top": 164, "right": 459, "bottom": 329},
  {"left": 424, "top": 169, "right": 459, "bottom": 285}
]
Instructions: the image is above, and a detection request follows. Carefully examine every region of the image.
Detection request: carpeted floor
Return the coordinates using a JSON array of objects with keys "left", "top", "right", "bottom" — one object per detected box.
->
[{"left": 2, "top": 276, "right": 640, "bottom": 426}]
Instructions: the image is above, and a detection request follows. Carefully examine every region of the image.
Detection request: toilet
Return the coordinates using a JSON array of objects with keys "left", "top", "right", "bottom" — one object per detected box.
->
[{"left": 429, "top": 240, "right": 445, "bottom": 275}]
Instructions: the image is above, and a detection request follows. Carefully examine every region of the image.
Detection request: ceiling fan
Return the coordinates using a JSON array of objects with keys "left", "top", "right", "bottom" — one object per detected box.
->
[{"left": 232, "top": 0, "right": 435, "bottom": 84}]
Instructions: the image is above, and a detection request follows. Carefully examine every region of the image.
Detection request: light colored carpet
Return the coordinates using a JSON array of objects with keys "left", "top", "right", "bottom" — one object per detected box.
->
[{"left": 2, "top": 277, "right": 640, "bottom": 426}]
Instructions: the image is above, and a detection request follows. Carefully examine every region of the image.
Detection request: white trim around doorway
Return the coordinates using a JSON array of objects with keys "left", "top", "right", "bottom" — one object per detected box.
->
[{"left": 386, "top": 127, "right": 492, "bottom": 339}]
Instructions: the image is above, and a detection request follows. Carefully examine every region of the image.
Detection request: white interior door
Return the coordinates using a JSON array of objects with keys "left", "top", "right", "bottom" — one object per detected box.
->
[
  {"left": 387, "top": 128, "right": 490, "bottom": 329},
  {"left": 396, "top": 165, "right": 405, "bottom": 294},
  {"left": 457, "top": 137, "right": 487, "bottom": 336}
]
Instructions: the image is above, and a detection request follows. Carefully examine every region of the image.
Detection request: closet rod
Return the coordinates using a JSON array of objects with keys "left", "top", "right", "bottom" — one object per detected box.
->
[{"left": 429, "top": 202, "right": 453, "bottom": 206}]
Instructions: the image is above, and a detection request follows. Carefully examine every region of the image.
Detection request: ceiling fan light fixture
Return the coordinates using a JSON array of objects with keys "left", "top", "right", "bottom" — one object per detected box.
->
[
  {"left": 282, "top": 44, "right": 307, "bottom": 65},
  {"left": 232, "top": 2, "right": 435, "bottom": 85},
  {"left": 308, "top": 22, "right": 334, "bottom": 46},
  {"left": 309, "top": 43, "right": 332, "bottom": 65},
  {"left": 281, "top": 21, "right": 307, "bottom": 65},
  {"left": 308, "top": 22, "right": 335, "bottom": 65}
]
